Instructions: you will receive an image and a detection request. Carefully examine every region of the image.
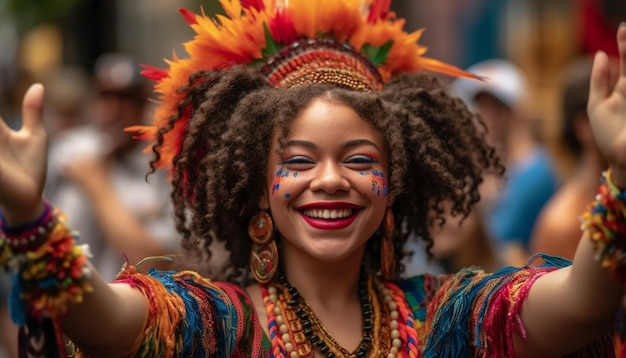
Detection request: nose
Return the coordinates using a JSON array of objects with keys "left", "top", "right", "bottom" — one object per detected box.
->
[{"left": 310, "top": 161, "right": 350, "bottom": 193}]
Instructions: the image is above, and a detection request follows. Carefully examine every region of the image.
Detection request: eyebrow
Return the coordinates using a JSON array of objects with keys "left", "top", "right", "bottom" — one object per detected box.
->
[
  {"left": 285, "top": 139, "right": 380, "bottom": 150},
  {"left": 341, "top": 139, "right": 380, "bottom": 150}
]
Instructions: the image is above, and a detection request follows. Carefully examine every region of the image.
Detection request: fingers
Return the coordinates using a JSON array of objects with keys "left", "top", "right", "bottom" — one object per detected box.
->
[
  {"left": 619, "top": 22, "right": 626, "bottom": 80},
  {"left": 21, "top": 83, "right": 45, "bottom": 134},
  {"left": 588, "top": 50, "right": 611, "bottom": 112}
]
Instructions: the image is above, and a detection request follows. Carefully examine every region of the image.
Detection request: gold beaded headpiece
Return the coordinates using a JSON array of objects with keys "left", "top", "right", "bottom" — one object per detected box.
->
[
  {"left": 128, "top": 0, "right": 475, "bottom": 171},
  {"left": 261, "top": 38, "right": 384, "bottom": 90}
]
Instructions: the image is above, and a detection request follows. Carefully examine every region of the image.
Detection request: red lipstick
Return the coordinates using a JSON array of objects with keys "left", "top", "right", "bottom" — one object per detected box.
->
[{"left": 298, "top": 202, "right": 360, "bottom": 230}]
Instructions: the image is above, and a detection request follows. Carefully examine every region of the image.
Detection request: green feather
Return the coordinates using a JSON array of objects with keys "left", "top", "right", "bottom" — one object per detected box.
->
[
  {"left": 261, "top": 23, "right": 281, "bottom": 59},
  {"left": 362, "top": 40, "right": 394, "bottom": 66}
]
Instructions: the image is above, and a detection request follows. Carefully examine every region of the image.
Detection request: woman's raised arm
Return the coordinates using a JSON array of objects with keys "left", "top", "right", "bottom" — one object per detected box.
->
[
  {"left": 515, "top": 23, "right": 626, "bottom": 357},
  {"left": 0, "top": 84, "right": 147, "bottom": 357}
]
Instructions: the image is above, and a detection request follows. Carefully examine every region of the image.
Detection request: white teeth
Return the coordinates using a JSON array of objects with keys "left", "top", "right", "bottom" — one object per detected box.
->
[{"left": 303, "top": 209, "right": 353, "bottom": 219}]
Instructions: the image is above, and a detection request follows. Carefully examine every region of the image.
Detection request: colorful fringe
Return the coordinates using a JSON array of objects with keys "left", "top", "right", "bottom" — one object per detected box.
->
[
  {"left": 399, "top": 255, "right": 614, "bottom": 357},
  {"left": 20, "top": 253, "right": 615, "bottom": 357},
  {"left": 75, "top": 266, "right": 271, "bottom": 357}
]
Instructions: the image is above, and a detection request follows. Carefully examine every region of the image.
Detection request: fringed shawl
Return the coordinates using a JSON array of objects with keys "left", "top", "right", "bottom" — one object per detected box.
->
[
  {"left": 400, "top": 254, "right": 615, "bottom": 357},
  {"left": 103, "top": 266, "right": 271, "bottom": 357},
  {"left": 20, "top": 254, "right": 616, "bottom": 357}
]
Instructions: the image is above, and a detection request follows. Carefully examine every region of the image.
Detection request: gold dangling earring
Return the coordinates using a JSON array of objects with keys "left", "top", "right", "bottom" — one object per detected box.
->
[
  {"left": 381, "top": 209, "right": 396, "bottom": 280},
  {"left": 248, "top": 211, "right": 279, "bottom": 284}
]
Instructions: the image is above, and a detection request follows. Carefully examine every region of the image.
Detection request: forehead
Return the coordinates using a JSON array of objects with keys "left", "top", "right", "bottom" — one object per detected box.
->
[{"left": 286, "top": 98, "right": 383, "bottom": 142}]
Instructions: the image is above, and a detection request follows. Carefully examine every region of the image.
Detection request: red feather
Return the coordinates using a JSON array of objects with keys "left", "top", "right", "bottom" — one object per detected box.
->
[
  {"left": 367, "top": 0, "right": 391, "bottom": 23},
  {"left": 179, "top": 8, "right": 198, "bottom": 25},
  {"left": 140, "top": 65, "right": 168, "bottom": 82},
  {"left": 241, "top": 0, "right": 265, "bottom": 11},
  {"left": 269, "top": 10, "right": 297, "bottom": 45}
]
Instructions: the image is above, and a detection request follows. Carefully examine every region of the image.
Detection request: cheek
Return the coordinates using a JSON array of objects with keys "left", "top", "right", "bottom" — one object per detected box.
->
[
  {"left": 270, "top": 167, "right": 300, "bottom": 199},
  {"left": 359, "top": 170, "right": 389, "bottom": 199}
]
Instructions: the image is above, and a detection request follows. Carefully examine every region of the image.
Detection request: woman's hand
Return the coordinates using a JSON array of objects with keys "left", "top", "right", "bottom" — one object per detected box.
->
[
  {"left": 0, "top": 84, "right": 47, "bottom": 224},
  {"left": 588, "top": 23, "right": 626, "bottom": 186}
]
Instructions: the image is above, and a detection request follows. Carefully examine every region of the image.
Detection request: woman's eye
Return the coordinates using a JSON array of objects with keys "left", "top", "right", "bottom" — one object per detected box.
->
[
  {"left": 346, "top": 155, "right": 377, "bottom": 164},
  {"left": 282, "top": 156, "right": 314, "bottom": 165}
]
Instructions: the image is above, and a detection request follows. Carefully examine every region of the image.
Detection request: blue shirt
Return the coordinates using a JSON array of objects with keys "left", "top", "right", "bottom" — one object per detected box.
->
[{"left": 488, "top": 148, "right": 559, "bottom": 249}]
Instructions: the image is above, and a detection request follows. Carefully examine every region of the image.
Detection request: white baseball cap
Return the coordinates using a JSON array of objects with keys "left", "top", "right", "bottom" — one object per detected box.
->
[{"left": 450, "top": 59, "right": 527, "bottom": 111}]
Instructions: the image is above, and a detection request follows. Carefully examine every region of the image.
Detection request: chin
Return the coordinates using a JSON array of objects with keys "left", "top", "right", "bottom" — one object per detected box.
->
[{"left": 306, "top": 241, "right": 364, "bottom": 263}]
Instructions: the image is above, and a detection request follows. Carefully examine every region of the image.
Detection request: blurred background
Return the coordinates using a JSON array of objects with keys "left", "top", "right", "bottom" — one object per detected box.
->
[{"left": 1, "top": 0, "right": 624, "bottom": 152}]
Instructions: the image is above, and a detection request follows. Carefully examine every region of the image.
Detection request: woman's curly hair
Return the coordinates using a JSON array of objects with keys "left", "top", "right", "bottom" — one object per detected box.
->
[{"left": 150, "top": 66, "right": 502, "bottom": 283}]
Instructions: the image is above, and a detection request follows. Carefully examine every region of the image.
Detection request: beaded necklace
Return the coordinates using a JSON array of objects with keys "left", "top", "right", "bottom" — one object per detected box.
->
[{"left": 263, "top": 271, "right": 413, "bottom": 358}]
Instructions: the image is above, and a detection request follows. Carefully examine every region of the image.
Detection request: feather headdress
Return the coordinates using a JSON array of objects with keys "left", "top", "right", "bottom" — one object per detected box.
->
[{"left": 128, "top": 0, "right": 474, "bottom": 172}]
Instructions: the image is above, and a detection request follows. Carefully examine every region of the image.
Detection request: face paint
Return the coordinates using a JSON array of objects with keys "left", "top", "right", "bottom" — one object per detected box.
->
[
  {"left": 371, "top": 170, "right": 388, "bottom": 197},
  {"left": 361, "top": 170, "right": 388, "bottom": 197},
  {"left": 271, "top": 167, "right": 291, "bottom": 195}
]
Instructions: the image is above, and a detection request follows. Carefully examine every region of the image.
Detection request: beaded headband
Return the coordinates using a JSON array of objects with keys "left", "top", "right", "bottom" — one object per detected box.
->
[
  {"left": 261, "top": 38, "right": 384, "bottom": 90},
  {"left": 128, "top": 0, "right": 475, "bottom": 172}
]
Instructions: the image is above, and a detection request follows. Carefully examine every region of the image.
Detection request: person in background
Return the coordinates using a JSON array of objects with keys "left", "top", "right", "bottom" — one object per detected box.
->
[
  {"left": 529, "top": 57, "right": 607, "bottom": 259},
  {"left": 43, "top": 65, "right": 92, "bottom": 134},
  {"left": 429, "top": 199, "right": 503, "bottom": 274},
  {"left": 44, "top": 53, "right": 178, "bottom": 280},
  {"left": 451, "top": 59, "right": 560, "bottom": 267}
]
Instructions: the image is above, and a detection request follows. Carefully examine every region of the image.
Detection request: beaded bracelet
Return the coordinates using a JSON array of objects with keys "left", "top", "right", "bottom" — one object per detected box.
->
[
  {"left": 0, "top": 202, "right": 93, "bottom": 325},
  {"left": 0, "top": 201, "right": 56, "bottom": 263},
  {"left": 580, "top": 169, "right": 626, "bottom": 282}
]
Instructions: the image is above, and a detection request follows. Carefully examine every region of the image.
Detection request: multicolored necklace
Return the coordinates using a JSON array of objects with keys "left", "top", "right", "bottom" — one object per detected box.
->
[{"left": 262, "top": 270, "right": 419, "bottom": 358}]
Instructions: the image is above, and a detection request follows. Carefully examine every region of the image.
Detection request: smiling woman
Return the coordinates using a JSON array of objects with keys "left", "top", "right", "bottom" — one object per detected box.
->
[
  {"left": 2, "top": 0, "right": 626, "bottom": 357},
  {"left": 264, "top": 97, "right": 389, "bottom": 266}
]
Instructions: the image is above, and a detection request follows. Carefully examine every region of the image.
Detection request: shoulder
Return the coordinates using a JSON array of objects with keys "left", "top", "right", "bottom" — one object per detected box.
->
[
  {"left": 113, "top": 267, "right": 267, "bottom": 357},
  {"left": 118, "top": 267, "right": 251, "bottom": 305},
  {"left": 405, "top": 256, "right": 571, "bottom": 311},
  {"left": 418, "top": 256, "right": 572, "bottom": 356},
  {"left": 529, "top": 183, "right": 588, "bottom": 257}
]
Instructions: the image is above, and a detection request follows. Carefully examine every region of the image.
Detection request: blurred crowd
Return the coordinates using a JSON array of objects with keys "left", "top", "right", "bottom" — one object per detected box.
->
[{"left": 1, "top": 0, "right": 626, "bottom": 357}]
